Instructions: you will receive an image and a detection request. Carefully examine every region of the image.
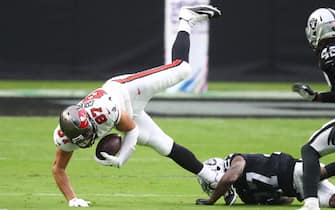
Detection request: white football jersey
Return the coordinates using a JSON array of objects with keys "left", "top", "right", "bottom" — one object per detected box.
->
[
  {"left": 54, "top": 61, "right": 190, "bottom": 152},
  {"left": 53, "top": 81, "right": 132, "bottom": 152}
]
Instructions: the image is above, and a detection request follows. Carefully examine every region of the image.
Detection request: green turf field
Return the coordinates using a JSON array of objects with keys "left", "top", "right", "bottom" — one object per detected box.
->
[
  {"left": 1, "top": 117, "right": 335, "bottom": 210},
  {"left": 0, "top": 80, "right": 329, "bottom": 92}
]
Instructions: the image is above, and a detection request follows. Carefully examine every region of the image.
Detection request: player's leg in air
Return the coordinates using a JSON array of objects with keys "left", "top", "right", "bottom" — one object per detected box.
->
[
  {"left": 111, "top": 5, "right": 221, "bottom": 112},
  {"left": 165, "top": 4, "right": 222, "bottom": 184},
  {"left": 132, "top": 5, "right": 222, "bottom": 185}
]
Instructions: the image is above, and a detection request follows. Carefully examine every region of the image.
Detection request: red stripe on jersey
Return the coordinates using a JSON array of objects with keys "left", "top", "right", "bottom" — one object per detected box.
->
[{"left": 115, "top": 59, "right": 183, "bottom": 83}]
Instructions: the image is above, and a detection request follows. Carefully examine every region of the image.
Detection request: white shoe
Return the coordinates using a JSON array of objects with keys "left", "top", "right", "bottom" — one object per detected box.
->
[
  {"left": 297, "top": 206, "right": 320, "bottom": 210},
  {"left": 179, "top": 5, "right": 221, "bottom": 26},
  {"left": 298, "top": 198, "right": 320, "bottom": 210}
]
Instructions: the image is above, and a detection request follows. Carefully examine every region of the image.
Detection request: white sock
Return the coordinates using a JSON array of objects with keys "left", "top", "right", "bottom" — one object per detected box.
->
[{"left": 178, "top": 19, "right": 191, "bottom": 34}]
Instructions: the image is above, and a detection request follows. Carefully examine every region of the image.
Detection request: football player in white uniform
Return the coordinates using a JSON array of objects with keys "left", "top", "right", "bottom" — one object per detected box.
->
[
  {"left": 195, "top": 152, "right": 335, "bottom": 208},
  {"left": 52, "top": 5, "right": 222, "bottom": 207}
]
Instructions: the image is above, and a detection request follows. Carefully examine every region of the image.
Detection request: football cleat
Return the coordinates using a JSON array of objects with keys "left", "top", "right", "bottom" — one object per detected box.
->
[
  {"left": 297, "top": 206, "right": 320, "bottom": 210},
  {"left": 179, "top": 5, "right": 221, "bottom": 26},
  {"left": 298, "top": 198, "right": 320, "bottom": 210}
]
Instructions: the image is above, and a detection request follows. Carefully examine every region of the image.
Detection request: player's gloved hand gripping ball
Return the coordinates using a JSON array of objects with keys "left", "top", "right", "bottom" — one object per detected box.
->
[{"left": 94, "top": 133, "right": 122, "bottom": 167}]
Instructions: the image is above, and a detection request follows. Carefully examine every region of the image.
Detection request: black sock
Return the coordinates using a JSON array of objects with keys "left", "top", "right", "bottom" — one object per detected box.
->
[
  {"left": 325, "top": 162, "right": 335, "bottom": 179},
  {"left": 301, "top": 144, "right": 320, "bottom": 198},
  {"left": 167, "top": 143, "right": 203, "bottom": 174},
  {"left": 171, "top": 31, "right": 190, "bottom": 62}
]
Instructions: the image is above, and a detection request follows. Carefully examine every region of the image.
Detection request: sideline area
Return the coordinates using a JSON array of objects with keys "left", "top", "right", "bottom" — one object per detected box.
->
[{"left": 1, "top": 89, "right": 335, "bottom": 118}]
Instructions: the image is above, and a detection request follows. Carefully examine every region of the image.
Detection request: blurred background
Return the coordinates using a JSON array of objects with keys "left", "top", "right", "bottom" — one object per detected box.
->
[{"left": 0, "top": 0, "right": 334, "bottom": 82}]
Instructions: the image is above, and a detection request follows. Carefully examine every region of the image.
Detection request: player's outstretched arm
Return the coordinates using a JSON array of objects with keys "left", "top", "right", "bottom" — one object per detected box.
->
[
  {"left": 292, "top": 82, "right": 335, "bottom": 102},
  {"left": 292, "top": 83, "right": 318, "bottom": 101},
  {"left": 196, "top": 155, "right": 245, "bottom": 205},
  {"left": 52, "top": 148, "right": 91, "bottom": 207}
]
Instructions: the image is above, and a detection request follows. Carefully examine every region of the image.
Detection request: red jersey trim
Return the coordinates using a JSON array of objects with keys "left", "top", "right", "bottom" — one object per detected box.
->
[{"left": 115, "top": 59, "right": 183, "bottom": 83}]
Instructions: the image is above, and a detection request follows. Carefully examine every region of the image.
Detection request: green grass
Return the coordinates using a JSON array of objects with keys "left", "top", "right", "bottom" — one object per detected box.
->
[
  {"left": 0, "top": 80, "right": 329, "bottom": 92},
  {"left": 1, "top": 117, "right": 335, "bottom": 210},
  {"left": 0, "top": 80, "right": 103, "bottom": 90},
  {"left": 208, "top": 81, "right": 328, "bottom": 92}
]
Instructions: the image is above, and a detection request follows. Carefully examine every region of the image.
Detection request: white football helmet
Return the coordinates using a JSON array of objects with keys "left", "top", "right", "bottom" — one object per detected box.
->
[
  {"left": 305, "top": 8, "right": 335, "bottom": 50},
  {"left": 197, "top": 157, "right": 225, "bottom": 195},
  {"left": 197, "top": 157, "right": 237, "bottom": 205}
]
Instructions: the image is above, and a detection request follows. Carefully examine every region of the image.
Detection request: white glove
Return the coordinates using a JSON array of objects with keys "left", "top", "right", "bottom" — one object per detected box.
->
[
  {"left": 94, "top": 152, "right": 120, "bottom": 167},
  {"left": 292, "top": 83, "right": 317, "bottom": 101},
  {"left": 68, "top": 198, "right": 91, "bottom": 207}
]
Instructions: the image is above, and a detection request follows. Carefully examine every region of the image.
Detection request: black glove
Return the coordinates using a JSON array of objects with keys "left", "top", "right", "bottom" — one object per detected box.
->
[
  {"left": 224, "top": 187, "right": 237, "bottom": 205},
  {"left": 292, "top": 83, "right": 317, "bottom": 101},
  {"left": 195, "top": 198, "right": 213, "bottom": 205}
]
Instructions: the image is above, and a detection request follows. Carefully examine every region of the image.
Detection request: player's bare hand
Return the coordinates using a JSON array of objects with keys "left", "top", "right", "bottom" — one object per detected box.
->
[{"left": 292, "top": 83, "right": 317, "bottom": 101}]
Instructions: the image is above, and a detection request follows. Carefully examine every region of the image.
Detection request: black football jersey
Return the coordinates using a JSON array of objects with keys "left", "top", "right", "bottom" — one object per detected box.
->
[
  {"left": 224, "top": 152, "right": 299, "bottom": 204},
  {"left": 319, "top": 40, "right": 335, "bottom": 92}
]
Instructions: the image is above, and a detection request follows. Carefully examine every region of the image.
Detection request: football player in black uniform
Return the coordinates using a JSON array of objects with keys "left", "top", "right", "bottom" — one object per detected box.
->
[
  {"left": 293, "top": 8, "right": 335, "bottom": 102},
  {"left": 195, "top": 152, "right": 335, "bottom": 208},
  {"left": 292, "top": 8, "right": 335, "bottom": 210}
]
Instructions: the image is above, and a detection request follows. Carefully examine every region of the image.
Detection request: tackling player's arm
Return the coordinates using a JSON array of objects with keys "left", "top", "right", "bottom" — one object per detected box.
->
[
  {"left": 95, "top": 111, "right": 139, "bottom": 167},
  {"left": 196, "top": 155, "right": 246, "bottom": 205},
  {"left": 293, "top": 44, "right": 335, "bottom": 102},
  {"left": 291, "top": 81, "right": 335, "bottom": 102}
]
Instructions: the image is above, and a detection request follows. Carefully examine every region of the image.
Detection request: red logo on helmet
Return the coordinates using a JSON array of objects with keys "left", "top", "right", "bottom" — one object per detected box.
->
[{"left": 78, "top": 109, "right": 89, "bottom": 128}]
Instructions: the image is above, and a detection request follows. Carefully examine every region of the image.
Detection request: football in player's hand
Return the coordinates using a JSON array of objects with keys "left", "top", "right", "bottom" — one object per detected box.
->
[{"left": 95, "top": 133, "right": 122, "bottom": 160}]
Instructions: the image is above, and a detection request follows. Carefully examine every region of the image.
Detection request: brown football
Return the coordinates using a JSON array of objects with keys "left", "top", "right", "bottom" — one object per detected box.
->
[{"left": 95, "top": 133, "right": 122, "bottom": 160}]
